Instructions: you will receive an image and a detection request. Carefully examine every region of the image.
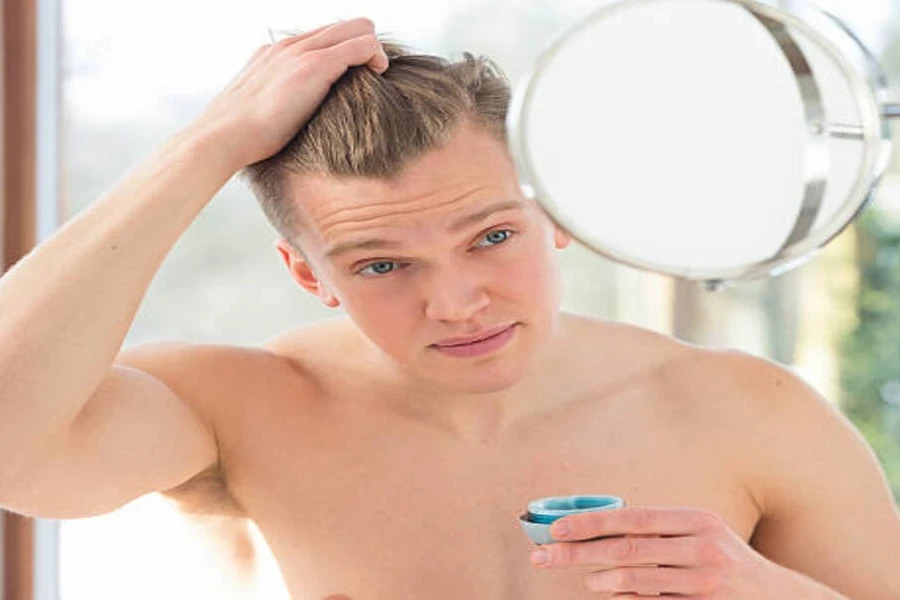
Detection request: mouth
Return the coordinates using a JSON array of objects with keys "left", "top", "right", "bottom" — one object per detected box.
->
[
  {"left": 432, "top": 323, "right": 517, "bottom": 348},
  {"left": 429, "top": 323, "right": 518, "bottom": 358}
]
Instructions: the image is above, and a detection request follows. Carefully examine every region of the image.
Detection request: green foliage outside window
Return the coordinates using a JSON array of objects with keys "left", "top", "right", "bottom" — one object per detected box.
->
[{"left": 837, "top": 209, "right": 900, "bottom": 502}]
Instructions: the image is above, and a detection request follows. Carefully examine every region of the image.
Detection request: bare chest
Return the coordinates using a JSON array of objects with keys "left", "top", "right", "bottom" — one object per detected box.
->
[{"left": 220, "top": 386, "right": 760, "bottom": 600}]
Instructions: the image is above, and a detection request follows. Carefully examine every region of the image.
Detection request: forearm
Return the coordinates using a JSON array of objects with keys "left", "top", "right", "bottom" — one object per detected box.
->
[
  {"left": 777, "top": 564, "right": 851, "bottom": 600},
  {"left": 0, "top": 124, "right": 239, "bottom": 474}
]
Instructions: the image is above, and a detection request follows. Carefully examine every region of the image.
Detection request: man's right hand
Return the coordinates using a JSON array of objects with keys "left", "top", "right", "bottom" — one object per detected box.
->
[{"left": 191, "top": 18, "right": 389, "bottom": 170}]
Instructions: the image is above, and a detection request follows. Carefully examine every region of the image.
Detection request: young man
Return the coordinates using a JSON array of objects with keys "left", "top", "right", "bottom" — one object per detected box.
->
[{"left": 1, "top": 18, "right": 898, "bottom": 599}]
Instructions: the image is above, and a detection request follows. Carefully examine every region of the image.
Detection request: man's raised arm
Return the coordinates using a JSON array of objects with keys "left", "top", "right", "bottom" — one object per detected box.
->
[{"left": 0, "top": 19, "right": 388, "bottom": 518}]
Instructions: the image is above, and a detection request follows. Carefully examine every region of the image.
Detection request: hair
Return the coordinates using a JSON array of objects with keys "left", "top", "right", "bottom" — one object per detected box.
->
[{"left": 239, "top": 38, "right": 512, "bottom": 245}]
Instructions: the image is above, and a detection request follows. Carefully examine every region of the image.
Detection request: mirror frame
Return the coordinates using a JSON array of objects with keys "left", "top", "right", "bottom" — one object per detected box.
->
[{"left": 507, "top": 0, "right": 894, "bottom": 287}]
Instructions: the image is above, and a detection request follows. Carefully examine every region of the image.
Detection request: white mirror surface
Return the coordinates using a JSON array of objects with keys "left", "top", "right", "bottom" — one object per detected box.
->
[{"left": 512, "top": 0, "right": 888, "bottom": 281}]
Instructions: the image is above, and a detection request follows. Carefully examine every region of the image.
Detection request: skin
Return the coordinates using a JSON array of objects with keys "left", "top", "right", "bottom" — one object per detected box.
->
[{"left": 2, "top": 18, "right": 898, "bottom": 600}]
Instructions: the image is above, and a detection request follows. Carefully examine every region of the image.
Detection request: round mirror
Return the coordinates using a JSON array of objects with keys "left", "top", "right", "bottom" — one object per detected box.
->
[{"left": 507, "top": 0, "right": 897, "bottom": 288}]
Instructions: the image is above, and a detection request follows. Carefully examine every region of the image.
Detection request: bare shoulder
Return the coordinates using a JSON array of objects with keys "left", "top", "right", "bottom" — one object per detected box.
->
[
  {"left": 657, "top": 345, "right": 840, "bottom": 431},
  {"left": 114, "top": 339, "right": 315, "bottom": 515},
  {"left": 558, "top": 312, "right": 696, "bottom": 381},
  {"left": 116, "top": 339, "right": 311, "bottom": 415},
  {"left": 558, "top": 312, "right": 802, "bottom": 406},
  {"left": 117, "top": 334, "right": 340, "bottom": 444},
  {"left": 658, "top": 348, "right": 893, "bottom": 508},
  {"left": 261, "top": 315, "right": 363, "bottom": 361},
  {"left": 562, "top": 313, "right": 811, "bottom": 435},
  {"left": 563, "top": 315, "right": 854, "bottom": 498},
  {"left": 650, "top": 345, "right": 834, "bottom": 447},
  {"left": 116, "top": 317, "right": 359, "bottom": 422}
]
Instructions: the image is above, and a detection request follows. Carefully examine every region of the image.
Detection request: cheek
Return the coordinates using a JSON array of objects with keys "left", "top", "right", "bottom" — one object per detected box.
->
[
  {"left": 498, "top": 240, "right": 559, "bottom": 295},
  {"left": 496, "top": 262, "right": 540, "bottom": 295},
  {"left": 338, "top": 280, "right": 421, "bottom": 340},
  {"left": 343, "top": 277, "right": 417, "bottom": 308}
]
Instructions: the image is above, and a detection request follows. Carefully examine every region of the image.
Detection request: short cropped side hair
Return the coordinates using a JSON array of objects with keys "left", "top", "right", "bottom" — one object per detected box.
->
[{"left": 239, "top": 39, "right": 511, "bottom": 243}]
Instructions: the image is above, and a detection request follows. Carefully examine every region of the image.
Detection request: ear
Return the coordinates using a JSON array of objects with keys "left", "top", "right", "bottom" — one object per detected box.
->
[
  {"left": 276, "top": 240, "right": 341, "bottom": 308},
  {"left": 534, "top": 201, "right": 572, "bottom": 250},
  {"left": 553, "top": 225, "right": 572, "bottom": 250}
]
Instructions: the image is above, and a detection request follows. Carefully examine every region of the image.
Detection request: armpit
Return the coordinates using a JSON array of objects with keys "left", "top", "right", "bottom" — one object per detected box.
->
[
  {"left": 160, "top": 463, "right": 258, "bottom": 575},
  {"left": 161, "top": 462, "right": 247, "bottom": 518}
]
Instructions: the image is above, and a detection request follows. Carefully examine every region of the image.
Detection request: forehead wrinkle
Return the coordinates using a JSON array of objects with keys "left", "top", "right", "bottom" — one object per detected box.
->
[
  {"left": 315, "top": 183, "right": 494, "bottom": 239},
  {"left": 322, "top": 198, "right": 526, "bottom": 261}
]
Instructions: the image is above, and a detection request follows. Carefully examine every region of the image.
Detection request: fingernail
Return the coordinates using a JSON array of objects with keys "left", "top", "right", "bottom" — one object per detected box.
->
[
  {"left": 552, "top": 521, "right": 570, "bottom": 538},
  {"left": 531, "top": 549, "right": 551, "bottom": 567}
]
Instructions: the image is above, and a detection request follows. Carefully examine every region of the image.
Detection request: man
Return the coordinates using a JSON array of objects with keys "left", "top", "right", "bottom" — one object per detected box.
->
[{"left": 0, "top": 18, "right": 898, "bottom": 599}]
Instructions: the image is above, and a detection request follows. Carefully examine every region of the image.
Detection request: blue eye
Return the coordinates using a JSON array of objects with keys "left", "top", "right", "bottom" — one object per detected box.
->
[
  {"left": 476, "top": 229, "right": 514, "bottom": 248},
  {"left": 359, "top": 261, "right": 397, "bottom": 276}
]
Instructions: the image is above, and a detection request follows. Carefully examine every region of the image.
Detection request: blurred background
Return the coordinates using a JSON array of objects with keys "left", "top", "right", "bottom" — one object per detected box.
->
[{"left": 50, "top": 0, "right": 900, "bottom": 597}]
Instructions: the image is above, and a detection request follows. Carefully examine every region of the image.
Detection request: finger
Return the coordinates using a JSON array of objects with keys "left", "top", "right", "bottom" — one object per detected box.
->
[
  {"left": 268, "top": 21, "right": 344, "bottom": 49},
  {"left": 584, "top": 565, "right": 721, "bottom": 597},
  {"left": 292, "top": 17, "right": 376, "bottom": 53},
  {"left": 533, "top": 535, "right": 706, "bottom": 570},
  {"left": 219, "top": 44, "right": 272, "bottom": 91},
  {"left": 314, "top": 33, "right": 389, "bottom": 80},
  {"left": 367, "top": 45, "right": 390, "bottom": 73},
  {"left": 244, "top": 23, "right": 336, "bottom": 75},
  {"left": 242, "top": 44, "right": 271, "bottom": 70},
  {"left": 551, "top": 506, "right": 723, "bottom": 542}
]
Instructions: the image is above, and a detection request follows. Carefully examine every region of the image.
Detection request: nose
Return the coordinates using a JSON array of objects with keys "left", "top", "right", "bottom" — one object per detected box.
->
[{"left": 422, "top": 265, "right": 491, "bottom": 322}]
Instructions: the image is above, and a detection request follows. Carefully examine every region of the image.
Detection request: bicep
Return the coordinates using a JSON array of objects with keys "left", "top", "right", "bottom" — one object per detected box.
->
[
  {"left": 5, "top": 346, "right": 219, "bottom": 519},
  {"left": 748, "top": 375, "right": 900, "bottom": 600}
]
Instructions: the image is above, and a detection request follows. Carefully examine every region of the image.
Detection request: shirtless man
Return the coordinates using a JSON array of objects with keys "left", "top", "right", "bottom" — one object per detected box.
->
[{"left": 1, "top": 18, "right": 899, "bottom": 600}]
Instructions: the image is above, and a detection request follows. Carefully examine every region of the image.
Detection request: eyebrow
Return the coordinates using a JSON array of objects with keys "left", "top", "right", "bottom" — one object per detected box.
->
[{"left": 324, "top": 200, "right": 524, "bottom": 260}]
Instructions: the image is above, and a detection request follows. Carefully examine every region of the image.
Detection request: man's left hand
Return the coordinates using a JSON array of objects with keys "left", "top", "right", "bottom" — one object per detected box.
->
[{"left": 529, "top": 506, "right": 819, "bottom": 598}]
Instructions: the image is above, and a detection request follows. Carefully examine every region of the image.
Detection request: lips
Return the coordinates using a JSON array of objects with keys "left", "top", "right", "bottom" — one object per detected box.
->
[{"left": 433, "top": 324, "right": 515, "bottom": 347}]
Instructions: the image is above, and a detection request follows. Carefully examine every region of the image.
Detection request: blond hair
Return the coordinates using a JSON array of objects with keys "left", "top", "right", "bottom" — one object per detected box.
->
[{"left": 239, "top": 40, "right": 511, "bottom": 242}]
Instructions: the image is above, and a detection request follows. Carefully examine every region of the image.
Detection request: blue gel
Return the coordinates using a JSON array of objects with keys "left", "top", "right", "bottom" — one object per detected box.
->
[
  {"left": 526, "top": 495, "right": 623, "bottom": 524},
  {"left": 519, "top": 495, "right": 625, "bottom": 545}
]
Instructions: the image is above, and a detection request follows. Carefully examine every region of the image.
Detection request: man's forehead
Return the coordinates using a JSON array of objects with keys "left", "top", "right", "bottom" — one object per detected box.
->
[
  {"left": 284, "top": 121, "right": 525, "bottom": 253},
  {"left": 288, "top": 166, "right": 524, "bottom": 237},
  {"left": 288, "top": 173, "right": 397, "bottom": 218},
  {"left": 321, "top": 199, "right": 527, "bottom": 260}
]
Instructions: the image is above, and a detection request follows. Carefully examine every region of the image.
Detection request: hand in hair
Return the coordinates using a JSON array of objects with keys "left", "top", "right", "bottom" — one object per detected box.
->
[{"left": 191, "top": 18, "right": 390, "bottom": 169}]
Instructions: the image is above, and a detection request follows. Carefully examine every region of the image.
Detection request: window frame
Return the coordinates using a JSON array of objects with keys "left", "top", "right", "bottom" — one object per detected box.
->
[{"left": 2, "top": 0, "right": 61, "bottom": 598}]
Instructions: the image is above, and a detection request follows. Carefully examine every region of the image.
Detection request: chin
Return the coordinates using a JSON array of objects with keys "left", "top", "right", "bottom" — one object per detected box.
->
[
  {"left": 452, "top": 376, "right": 521, "bottom": 395},
  {"left": 427, "top": 324, "right": 550, "bottom": 394},
  {"left": 436, "top": 360, "right": 531, "bottom": 395}
]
